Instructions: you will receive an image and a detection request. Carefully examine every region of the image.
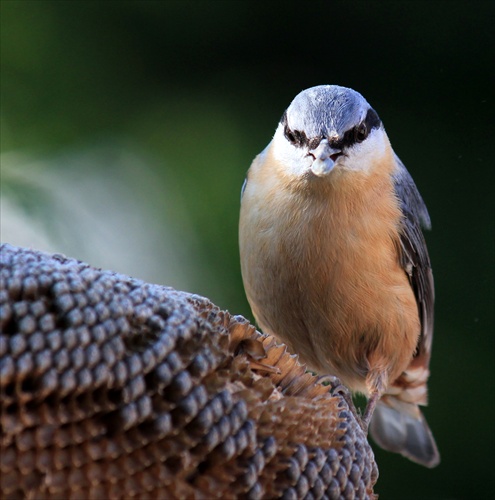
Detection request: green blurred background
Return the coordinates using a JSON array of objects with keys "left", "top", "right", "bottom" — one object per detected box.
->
[{"left": 1, "top": 1, "right": 493, "bottom": 498}]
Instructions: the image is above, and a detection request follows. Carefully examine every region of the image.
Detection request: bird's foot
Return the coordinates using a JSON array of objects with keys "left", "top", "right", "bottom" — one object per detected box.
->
[
  {"left": 327, "top": 380, "right": 365, "bottom": 431},
  {"left": 360, "top": 391, "right": 380, "bottom": 433}
]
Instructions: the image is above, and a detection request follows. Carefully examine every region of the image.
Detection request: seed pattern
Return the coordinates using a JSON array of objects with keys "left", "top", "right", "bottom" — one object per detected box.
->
[{"left": 0, "top": 244, "right": 378, "bottom": 499}]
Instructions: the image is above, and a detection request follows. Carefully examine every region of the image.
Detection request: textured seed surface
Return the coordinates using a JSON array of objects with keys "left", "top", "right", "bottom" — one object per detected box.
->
[{"left": 0, "top": 244, "right": 378, "bottom": 499}]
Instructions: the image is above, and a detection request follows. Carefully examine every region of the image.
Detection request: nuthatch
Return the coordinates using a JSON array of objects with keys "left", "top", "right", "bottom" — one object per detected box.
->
[{"left": 239, "top": 85, "right": 440, "bottom": 467}]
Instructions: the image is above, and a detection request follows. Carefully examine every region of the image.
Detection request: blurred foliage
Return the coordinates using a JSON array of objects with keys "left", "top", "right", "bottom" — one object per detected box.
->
[{"left": 1, "top": 1, "right": 494, "bottom": 498}]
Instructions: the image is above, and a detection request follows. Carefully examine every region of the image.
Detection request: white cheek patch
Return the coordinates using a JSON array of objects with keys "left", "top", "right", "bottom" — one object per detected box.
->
[
  {"left": 341, "top": 128, "right": 388, "bottom": 173},
  {"left": 271, "top": 126, "right": 312, "bottom": 177}
]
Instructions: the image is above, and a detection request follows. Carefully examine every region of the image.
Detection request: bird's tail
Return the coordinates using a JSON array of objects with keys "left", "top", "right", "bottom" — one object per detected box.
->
[{"left": 369, "top": 395, "right": 440, "bottom": 468}]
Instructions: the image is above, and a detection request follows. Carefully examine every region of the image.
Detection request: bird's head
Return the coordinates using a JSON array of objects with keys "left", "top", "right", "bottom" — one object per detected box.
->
[{"left": 271, "top": 85, "right": 388, "bottom": 178}]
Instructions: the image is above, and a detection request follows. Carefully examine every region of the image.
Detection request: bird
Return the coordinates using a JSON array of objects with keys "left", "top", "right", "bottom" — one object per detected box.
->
[{"left": 239, "top": 85, "right": 440, "bottom": 468}]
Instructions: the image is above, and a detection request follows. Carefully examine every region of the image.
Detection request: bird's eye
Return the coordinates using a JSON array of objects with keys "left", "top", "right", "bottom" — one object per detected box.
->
[
  {"left": 284, "top": 126, "right": 308, "bottom": 147},
  {"left": 355, "top": 123, "right": 368, "bottom": 143},
  {"left": 286, "top": 129, "right": 297, "bottom": 144}
]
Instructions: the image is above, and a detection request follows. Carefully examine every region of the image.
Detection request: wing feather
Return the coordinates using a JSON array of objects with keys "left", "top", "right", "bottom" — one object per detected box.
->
[{"left": 393, "top": 156, "right": 434, "bottom": 361}]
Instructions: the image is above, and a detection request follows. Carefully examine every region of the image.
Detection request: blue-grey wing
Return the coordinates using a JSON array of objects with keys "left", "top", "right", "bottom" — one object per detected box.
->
[
  {"left": 241, "top": 177, "right": 247, "bottom": 200},
  {"left": 393, "top": 155, "right": 431, "bottom": 230},
  {"left": 393, "top": 155, "right": 434, "bottom": 359}
]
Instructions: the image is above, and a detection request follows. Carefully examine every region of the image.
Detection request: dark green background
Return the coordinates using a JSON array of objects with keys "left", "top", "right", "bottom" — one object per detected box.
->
[{"left": 1, "top": 2, "right": 494, "bottom": 498}]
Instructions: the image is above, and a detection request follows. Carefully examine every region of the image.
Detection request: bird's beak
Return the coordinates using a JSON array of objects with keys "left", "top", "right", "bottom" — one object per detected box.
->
[{"left": 308, "top": 139, "right": 341, "bottom": 177}]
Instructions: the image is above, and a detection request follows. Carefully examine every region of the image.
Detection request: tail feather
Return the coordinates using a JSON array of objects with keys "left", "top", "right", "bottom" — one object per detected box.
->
[{"left": 369, "top": 398, "right": 440, "bottom": 468}]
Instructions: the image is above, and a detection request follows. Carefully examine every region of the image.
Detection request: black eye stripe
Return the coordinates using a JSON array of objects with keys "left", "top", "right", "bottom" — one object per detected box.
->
[
  {"left": 332, "top": 108, "right": 381, "bottom": 149},
  {"left": 280, "top": 110, "right": 288, "bottom": 126},
  {"left": 284, "top": 124, "right": 309, "bottom": 147},
  {"left": 364, "top": 107, "right": 381, "bottom": 131},
  {"left": 281, "top": 107, "right": 381, "bottom": 149},
  {"left": 308, "top": 137, "right": 321, "bottom": 150}
]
